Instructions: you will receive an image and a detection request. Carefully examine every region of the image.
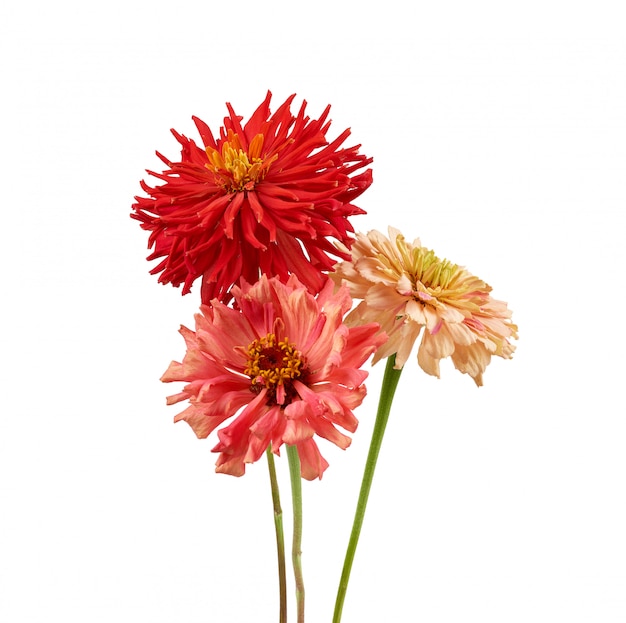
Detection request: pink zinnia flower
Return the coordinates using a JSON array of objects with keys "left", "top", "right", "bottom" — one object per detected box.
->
[
  {"left": 332, "top": 228, "right": 518, "bottom": 386},
  {"left": 131, "top": 92, "right": 372, "bottom": 304},
  {"left": 161, "top": 275, "right": 386, "bottom": 480}
]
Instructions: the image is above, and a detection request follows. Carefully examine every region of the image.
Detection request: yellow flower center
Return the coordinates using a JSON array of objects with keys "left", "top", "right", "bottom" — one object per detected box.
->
[
  {"left": 244, "top": 334, "right": 304, "bottom": 405},
  {"left": 392, "top": 234, "right": 479, "bottom": 305},
  {"left": 205, "top": 130, "right": 276, "bottom": 192}
]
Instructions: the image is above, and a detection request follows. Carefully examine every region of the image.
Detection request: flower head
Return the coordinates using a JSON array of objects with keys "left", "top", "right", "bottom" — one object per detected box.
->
[
  {"left": 332, "top": 228, "right": 518, "bottom": 386},
  {"left": 132, "top": 92, "right": 373, "bottom": 304},
  {"left": 161, "top": 275, "right": 386, "bottom": 480}
]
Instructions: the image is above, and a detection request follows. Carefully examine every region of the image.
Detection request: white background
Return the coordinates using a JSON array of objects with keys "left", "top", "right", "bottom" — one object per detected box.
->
[{"left": 1, "top": 1, "right": 625, "bottom": 621}]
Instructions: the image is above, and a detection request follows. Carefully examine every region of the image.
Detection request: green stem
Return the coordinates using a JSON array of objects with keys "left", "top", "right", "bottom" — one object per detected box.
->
[
  {"left": 266, "top": 446, "right": 287, "bottom": 623},
  {"left": 287, "top": 444, "right": 305, "bottom": 623},
  {"left": 332, "top": 355, "right": 403, "bottom": 623}
]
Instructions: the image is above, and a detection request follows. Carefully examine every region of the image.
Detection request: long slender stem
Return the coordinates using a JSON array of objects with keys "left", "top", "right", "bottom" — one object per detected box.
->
[
  {"left": 266, "top": 446, "right": 287, "bottom": 623},
  {"left": 332, "top": 355, "right": 403, "bottom": 623},
  {"left": 286, "top": 444, "right": 305, "bottom": 623}
]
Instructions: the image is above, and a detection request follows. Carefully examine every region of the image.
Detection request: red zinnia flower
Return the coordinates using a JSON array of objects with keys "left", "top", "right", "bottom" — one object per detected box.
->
[
  {"left": 161, "top": 275, "right": 386, "bottom": 480},
  {"left": 131, "top": 92, "right": 373, "bottom": 304}
]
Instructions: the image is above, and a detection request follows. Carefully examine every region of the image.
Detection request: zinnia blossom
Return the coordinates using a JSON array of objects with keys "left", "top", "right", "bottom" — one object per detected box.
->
[
  {"left": 161, "top": 275, "right": 386, "bottom": 480},
  {"left": 131, "top": 91, "right": 373, "bottom": 304},
  {"left": 332, "top": 228, "right": 518, "bottom": 386}
]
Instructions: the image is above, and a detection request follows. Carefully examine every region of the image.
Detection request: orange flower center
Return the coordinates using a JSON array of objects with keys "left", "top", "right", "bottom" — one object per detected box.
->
[
  {"left": 205, "top": 130, "right": 276, "bottom": 192},
  {"left": 244, "top": 334, "right": 304, "bottom": 405}
]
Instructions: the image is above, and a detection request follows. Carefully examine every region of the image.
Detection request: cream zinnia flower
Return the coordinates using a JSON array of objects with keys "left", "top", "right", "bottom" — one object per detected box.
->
[{"left": 332, "top": 228, "right": 518, "bottom": 386}]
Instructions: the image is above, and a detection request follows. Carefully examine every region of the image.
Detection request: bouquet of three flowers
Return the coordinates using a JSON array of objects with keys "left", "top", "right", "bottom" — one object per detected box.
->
[{"left": 131, "top": 92, "right": 517, "bottom": 622}]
